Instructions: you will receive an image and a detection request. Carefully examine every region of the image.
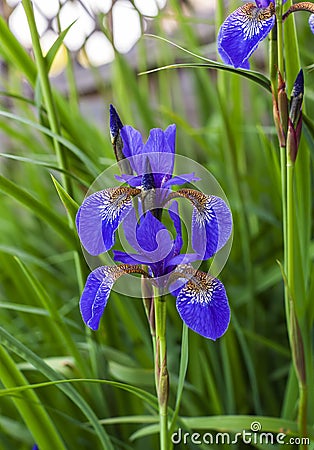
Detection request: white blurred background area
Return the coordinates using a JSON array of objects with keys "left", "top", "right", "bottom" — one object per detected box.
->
[
  {"left": 1, "top": 0, "right": 217, "bottom": 125},
  {"left": 3, "top": 0, "right": 216, "bottom": 73}
]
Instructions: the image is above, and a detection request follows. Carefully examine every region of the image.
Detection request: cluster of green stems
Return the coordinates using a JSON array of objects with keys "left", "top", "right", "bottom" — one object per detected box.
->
[{"left": 271, "top": 1, "right": 307, "bottom": 448}]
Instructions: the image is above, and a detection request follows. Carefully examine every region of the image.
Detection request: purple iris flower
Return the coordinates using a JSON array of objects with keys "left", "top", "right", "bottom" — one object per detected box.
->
[
  {"left": 76, "top": 117, "right": 233, "bottom": 340},
  {"left": 218, "top": 1, "right": 314, "bottom": 69},
  {"left": 217, "top": 1, "right": 277, "bottom": 69}
]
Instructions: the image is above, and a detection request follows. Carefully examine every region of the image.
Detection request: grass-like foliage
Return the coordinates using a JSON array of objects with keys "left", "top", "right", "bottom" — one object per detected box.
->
[{"left": 0, "top": 0, "right": 313, "bottom": 449}]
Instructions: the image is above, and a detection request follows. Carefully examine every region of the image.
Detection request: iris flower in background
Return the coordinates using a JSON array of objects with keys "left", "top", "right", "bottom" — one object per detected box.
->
[
  {"left": 76, "top": 113, "right": 233, "bottom": 340},
  {"left": 310, "top": 13, "right": 314, "bottom": 33},
  {"left": 217, "top": 1, "right": 314, "bottom": 69}
]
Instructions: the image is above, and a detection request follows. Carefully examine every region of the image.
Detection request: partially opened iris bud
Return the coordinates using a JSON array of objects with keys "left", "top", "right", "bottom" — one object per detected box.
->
[
  {"left": 109, "top": 103, "right": 123, "bottom": 145},
  {"left": 287, "top": 70, "right": 304, "bottom": 162},
  {"left": 109, "top": 104, "right": 132, "bottom": 174},
  {"left": 278, "top": 72, "right": 288, "bottom": 140},
  {"left": 289, "top": 69, "right": 304, "bottom": 129},
  {"left": 273, "top": 72, "right": 288, "bottom": 147}
]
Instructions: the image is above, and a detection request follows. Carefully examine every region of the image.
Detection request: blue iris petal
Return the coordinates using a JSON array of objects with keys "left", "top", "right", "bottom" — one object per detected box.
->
[
  {"left": 256, "top": 0, "right": 286, "bottom": 6},
  {"left": 175, "top": 272, "right": 231, "bottom": 340},
  {"left": 255, "top": 0, "right": 271, "bottom": 7},
  {"left": 120, "top": 126, "right": 144, "bottom": 174},
  {"left": 137, "top": 211, "right": 172, "bottom": 255},
  {"left": 76, "top": 187, "right": 139, "bottom": 256},
  {"left": 163, "top": 172, "right": 201, "bottom": 188},
  {"left": 144, "top": 126, "right": 176, "bottom": 185},
  {"left": 217, "top": 3, "right": 275, "bottom": 68},
  {"left": 113, "top": 250, "right": 147, "bottom": 266},
  {"left": 168, "top": 201, "right": 183, "bottom": 257},
  {"left": 120, "top": 125, "right": 176, "bottom": 187},
  {"left": 80, "top": 265, "right": 147, "bottom": 330},
  {"left": 167, "top": 253, "right": 200, "bottom": 268},
  {"left": 115, "top": 174, "right": 142, "bottom": 187},
  {"left": 175, "top": 190, "right": 232, "bottom": 260},
  {"left": 80, "top": 266, "right": 115, "bottom": 330},
  {"left": 192, "top": 195, "right": 232, "bottom": 259},
  {"left": 115, "top": 210, "right": 174, "bottom": 274},
  {"left": 310, "top": 14, "right": 314, "bottom": 34},
  {"left": 192, "top": 207, "right": 218, "bottom": 260}
]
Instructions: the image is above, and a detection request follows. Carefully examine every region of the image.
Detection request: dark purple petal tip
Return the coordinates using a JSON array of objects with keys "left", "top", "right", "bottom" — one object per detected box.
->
[
  {"left": 175, "top": 271, "right": 231, "bottom": 340},
  {"left": 109, "top": 104, "right": 123, "bottom": 143}
]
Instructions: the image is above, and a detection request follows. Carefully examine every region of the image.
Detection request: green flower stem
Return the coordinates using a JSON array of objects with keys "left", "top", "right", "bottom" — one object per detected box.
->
[
  {"left": 275, "top": 0, "right": 284, "bottom": 77},
  {"left": 0, "top": 345, "right": 66, "bottom": 450},
  {"left": 280, "top": 145, "right": 289, "bottom": 326},
  {"left": 286, "top": 161, "right": 295, "bottom": 301},
  {"left": 142, "top": 277, "right": 156, "bottom": 353},
  {"left": 154, "top": 289, "right": 169, "bottom": 450},
  {"left": 287, "top": 159, "right": 308, "bottom": 448},
  {"left": 269, "top": 24, "right": 288, "bottom": 303},
  {"left": 269, "top": 27, "right": 278, "bottom": 94},
  {"left": 298, "top": 384, "right": 308, "bottom": 450}
]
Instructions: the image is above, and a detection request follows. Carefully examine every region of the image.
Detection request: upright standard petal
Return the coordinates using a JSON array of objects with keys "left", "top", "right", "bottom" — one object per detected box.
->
[
  {"left": 120, "top": 126, "right": 144, "bottom": 174},
  {"left": 217, "top": 2, "right": 275, "bottom": 68},
  {"left": 144, "top": 125, "right": 176, "bottom": 184},
  {"left": 121, "top": 125, "right": 176, "bottom": 186},
  {"left": 170, "top": 189, "right": 232, "bottom": 260},
  {"left": 80, "top": 265, "right": 148, "bottom": 330},
  {"left": 175, "top": 270, "right": 230, "bottom": 340},
  {"left": 76, "top": 187, "right": 140, "bottom": 255}
]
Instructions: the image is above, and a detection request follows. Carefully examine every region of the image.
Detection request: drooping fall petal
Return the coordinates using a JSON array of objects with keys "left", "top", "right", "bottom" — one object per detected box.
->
[
  {"left": 76, "top": 187, "right": 140, "bottom": 255},
  {"left": 80, "top": 265, "right": 148, "bottom": 330},
  {"left": 169, "top": 189, "right": 232, "bottom": 259},
  {"left": 217, "top": 2, "right": 275, "bottom": 68},
  {"left": 175, "top": 269, "right": 230, "bottom": 340}
]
